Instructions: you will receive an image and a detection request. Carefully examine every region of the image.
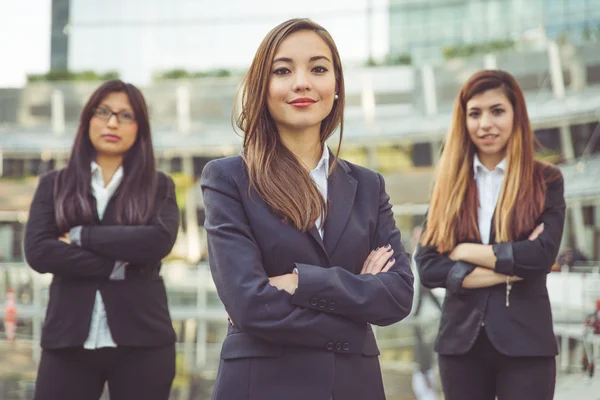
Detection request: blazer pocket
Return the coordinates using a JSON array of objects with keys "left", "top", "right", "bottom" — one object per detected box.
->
[{"left": 220, "top": 333, "right": 283, "bottom": 360}]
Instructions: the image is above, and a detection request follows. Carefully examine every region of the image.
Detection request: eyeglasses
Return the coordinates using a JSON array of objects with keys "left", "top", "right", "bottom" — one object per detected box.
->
[{"left": 92, "top": 107, "right": 136, "bottom": 124}]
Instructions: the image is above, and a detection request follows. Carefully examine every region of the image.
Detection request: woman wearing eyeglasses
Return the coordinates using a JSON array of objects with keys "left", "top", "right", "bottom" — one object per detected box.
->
[{"left": 24, "top": 80, "right": 179, "bottom": 400}]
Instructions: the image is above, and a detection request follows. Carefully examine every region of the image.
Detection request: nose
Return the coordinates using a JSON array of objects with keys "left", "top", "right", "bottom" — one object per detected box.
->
[
  {"left": 480, "top": 112, "right": 493, "bottom": 130},
  {"left": 106, "top": 113, "right": 119, "bottom": 128},
  {"left": 292, "top": 71, "right": 312, "bottom": 93}
]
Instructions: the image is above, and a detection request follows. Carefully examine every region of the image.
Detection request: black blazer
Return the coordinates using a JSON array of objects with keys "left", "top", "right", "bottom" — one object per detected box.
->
[
  {"left": 415, "top": 165, "right": 565, "bottom": 357},
  {"left": 201, "top": 155, "right": 414, "bottom": 400},
  {"left": 24, "top": 170, "right": 179, "bottom": 349}
]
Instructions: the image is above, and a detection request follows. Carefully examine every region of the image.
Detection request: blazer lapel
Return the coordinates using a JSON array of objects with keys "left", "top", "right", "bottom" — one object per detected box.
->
[
  {"left": 323, "top": 159, "right": 358, "bottom": 255},
  {"left": 307, "top": 226, "right": 328, "bottom": 259}
]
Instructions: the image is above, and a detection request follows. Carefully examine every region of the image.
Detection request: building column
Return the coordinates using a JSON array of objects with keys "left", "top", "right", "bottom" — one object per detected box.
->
[
  {"left": 51, "top": 89, "right": 65, "bottom": 137},
  {"left": 421, "top": 64, "right": 438, "bottom": 116},
  {"left": 559, "top": 122, "right": 575, "bottom": 161},
  {"left": 183, "top": 155, "right": 201, "bottom": 263}
]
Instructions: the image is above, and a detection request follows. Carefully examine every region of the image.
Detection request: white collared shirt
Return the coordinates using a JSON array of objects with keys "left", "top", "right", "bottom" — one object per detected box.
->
[
  {"left": 473, "top": 154, "right": 507, "bottom": 245},
  {"left": 83, "top": 161, "right": 123, "bottom": 349},
  {"left": 309, "top": 146, "right": 329, "bottom": 238}
]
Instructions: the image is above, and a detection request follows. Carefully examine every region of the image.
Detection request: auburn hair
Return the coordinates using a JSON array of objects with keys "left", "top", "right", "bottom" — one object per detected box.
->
[
  {"left": 421, "top": 70, "right": 559, "bottom": 253},
  {"left": 235, "top": 18, "right": 344, "bottom": 231}
]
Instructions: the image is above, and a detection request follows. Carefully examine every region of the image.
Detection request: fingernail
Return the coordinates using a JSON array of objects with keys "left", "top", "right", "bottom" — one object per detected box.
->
[
  {"left": 375, "top": 247, "right": 380, "bottom": 251},
  {"left": 390, "top": 258, "right": 395, "bottom": 263},
  {"left": 385, "top": 244, "right": 391, "bottom": 249}
]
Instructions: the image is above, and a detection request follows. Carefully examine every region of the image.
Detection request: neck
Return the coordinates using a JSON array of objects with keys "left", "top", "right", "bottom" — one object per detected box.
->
[
  {"left": 95, "top": 154, "right": 123, "bottom": 187},
  {"left": 279, "top": 126, "right": 323, "bottom": 170},
  {"left": 478, "top": 151, "right": 505, "bottom": 171}
]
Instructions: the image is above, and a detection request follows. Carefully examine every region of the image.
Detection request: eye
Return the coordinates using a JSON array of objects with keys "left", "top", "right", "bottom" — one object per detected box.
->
[
  {"left": 468, "top": 111, "right": 480, "bottom": 118},
  {"left": 312, "top": 66, "right": 328, "bottom": 74},
  {"left": 492, "top": 108, "right": 505, "bottom": 116},
  {"left": 120, "top": 112, "right": 135, "bottom": 122},
  {"left": 273, "top": 67, "right": 291, "bottom": 75},
  {"left": 96, "top": 108, "right": 111, "bottom": 117}
]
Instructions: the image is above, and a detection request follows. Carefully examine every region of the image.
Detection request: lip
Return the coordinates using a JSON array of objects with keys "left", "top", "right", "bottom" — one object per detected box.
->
[
  {"left": 102, "top": 134, "right": 121, "bottom": 142},
  {"left": 288, "top": 97, "right": 317, "bottom": 108},
  {"left": 478, "top": 134, "right": 499, "bottom": 145}
]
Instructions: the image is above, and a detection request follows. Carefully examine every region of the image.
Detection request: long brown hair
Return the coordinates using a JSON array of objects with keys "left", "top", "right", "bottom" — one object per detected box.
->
[
  {"left": 421, "top": 70, "right": 556, "bottom": 253},
  {"left": 54, "top": 80, "right": 158, "bottom": 232},
  {"left": 235, "top": 18, "right": 345, "bottom": 232}
]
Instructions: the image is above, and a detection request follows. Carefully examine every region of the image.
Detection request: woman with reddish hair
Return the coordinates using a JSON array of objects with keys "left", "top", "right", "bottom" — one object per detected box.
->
[{"left": 415, "top": 70, "right": 565, "bottom": 400}]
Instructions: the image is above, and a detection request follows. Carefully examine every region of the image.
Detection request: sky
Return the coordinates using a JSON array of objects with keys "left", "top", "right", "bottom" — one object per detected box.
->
[{"left": 0, "top": 0, "right": 390, "bottom": 87}]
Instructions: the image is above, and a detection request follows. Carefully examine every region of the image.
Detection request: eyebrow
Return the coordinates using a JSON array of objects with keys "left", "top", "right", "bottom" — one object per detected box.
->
[
  {"left": 468, "top": 103, "right": 505, "bottom": 111},
  {"left": 99, "top": 103, "right": 133, "bottom": 113},
  {"left": 272, "top": 55, "right": 332, "bottom": 64}
]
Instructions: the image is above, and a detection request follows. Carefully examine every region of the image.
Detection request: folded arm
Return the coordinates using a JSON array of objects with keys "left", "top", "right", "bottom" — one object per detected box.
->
[
  {"left": 74, "top": 173, "right": 180, "bottom": 264},
  {"left": 201, "top": 160, "right": 368, "bottom": 354},
  {"left": 450, "top": 175, "right": 565, "bottom": 279},
  {"left": 24, "top": 172, "right": 116, "bottom": 279},
  {"left": 290, "top": 173, "right": 414, "bottom": 326}
]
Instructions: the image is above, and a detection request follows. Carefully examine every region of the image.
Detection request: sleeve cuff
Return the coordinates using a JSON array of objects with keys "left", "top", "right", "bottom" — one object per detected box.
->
[
  {"left": 110, "top": 260, "right": 127, "bottom": 281},
  {"left": 69, "top": 226, "right": 83, "bottom": 246},
  {"left": 446, "top": 261, "right": 476, "bottom": 294},
  {"left": 492, "top": 243, "right": 514, "bottom": 276}
]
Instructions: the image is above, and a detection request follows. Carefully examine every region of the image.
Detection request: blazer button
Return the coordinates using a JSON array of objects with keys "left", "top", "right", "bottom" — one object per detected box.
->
[
  {"left": 310, "top": 297, "right": 319, "bottom": 306},
  {"left": 328, "top": 302, "right": 336, "bottom": 311},
  {"left": 326, "top": 342, "right": 334, "bottom": 351},
  {"left": 343, "top": 342, "right": 350, "bottom": 351},
  {"left": 335, "top": 342, "right": 342, "bottom": 351},
  {"left": 318, "top": 300, "right": 327, "bottom": 308}
]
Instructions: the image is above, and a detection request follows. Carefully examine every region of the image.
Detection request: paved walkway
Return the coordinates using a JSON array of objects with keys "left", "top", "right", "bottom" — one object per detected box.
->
[{"left": 555, "top": 373, "right": 600, "bottom": 399}]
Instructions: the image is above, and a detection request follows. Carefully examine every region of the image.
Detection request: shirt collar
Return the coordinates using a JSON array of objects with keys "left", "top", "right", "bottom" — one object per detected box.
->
[
  {"left": 90, "top": 161, "right": 124, "bottom": 189},
  {"left": 473, "top": 154, "right": 507, "bottom": 178},
  {"left": 311, "top": 144, "right": 330, "bottom": 176}
]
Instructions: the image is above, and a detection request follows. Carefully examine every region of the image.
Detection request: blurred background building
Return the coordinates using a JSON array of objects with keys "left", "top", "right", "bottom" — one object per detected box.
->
[{"left": 1, "top": 0, "right": 600, "bottom": 399}]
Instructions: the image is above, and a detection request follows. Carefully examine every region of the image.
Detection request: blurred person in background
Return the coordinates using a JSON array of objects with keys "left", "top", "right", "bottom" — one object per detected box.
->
[
  {"left": 24, "top": 80, "right": 179, "bottom": 400},
  {"left": 201, "top": 18, "right": 414, "bottom": 400},
  {"left": 415, "top": 70, "right": 565, "bottom": 400}
]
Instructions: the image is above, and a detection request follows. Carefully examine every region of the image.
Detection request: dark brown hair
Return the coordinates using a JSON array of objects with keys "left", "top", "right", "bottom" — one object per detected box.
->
[{"left": 54, "top": 80, "right": 158, "bottom": 232}]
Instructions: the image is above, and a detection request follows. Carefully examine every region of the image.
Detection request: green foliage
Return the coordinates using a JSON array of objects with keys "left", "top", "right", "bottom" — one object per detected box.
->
[
  {"left": 363, "top": 53, "right": 412, "bottom": 67},
  {"left": 153, "top": 68, "right": 237, "bottom": 81},
  {"left": 442, "top": 39, "right": 516, "bottom": 60},
  {"left": 27, "top": 70, "right": 120, "bottom": 83},
  {"left": 387, "top": 53, "right": 412, "bottom": 66}
]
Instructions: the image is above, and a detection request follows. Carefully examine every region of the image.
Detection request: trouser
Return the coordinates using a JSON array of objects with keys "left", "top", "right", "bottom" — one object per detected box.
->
[
  {"left": 34, "top": 344, "right": 175, "bottom": 400},
  {"left": 438, "top": 330, "right": 555, "bottom": 400}
]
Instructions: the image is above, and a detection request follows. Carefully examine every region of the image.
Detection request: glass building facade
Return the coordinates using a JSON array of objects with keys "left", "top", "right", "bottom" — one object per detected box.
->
[{"left": 389, "top": 0, "right": 600, "bottom": 64}]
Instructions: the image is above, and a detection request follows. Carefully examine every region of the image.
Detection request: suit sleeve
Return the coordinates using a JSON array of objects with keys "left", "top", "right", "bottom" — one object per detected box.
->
[
  {"left": 492, "top": 173, "right": 566, "bottom": 279},
  {"left": 24, "top": 172, "right": 116, "bottom": 279},
  {"left": 413, "top": 217, "right": 477, "bottom": 295},
  {"left": 76, "top": 174, "right": 180, "bottom": 264},
  {"left": 201, "top": 160, "right": 368, "bottom": 354},
  {"left": 290, "top": 173, "right": 414, "bottom": 326}
]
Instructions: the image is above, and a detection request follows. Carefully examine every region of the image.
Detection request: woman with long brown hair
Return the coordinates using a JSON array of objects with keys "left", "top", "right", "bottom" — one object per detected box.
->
[
  {"left": 415, "top": 70, "right": 565, "bottom": 400},
  {"left": 25, "top": 80, "right": 179, "bottom": 400},
  {"left": 201, "top": 18, "right": 414, "bottom": 400}
]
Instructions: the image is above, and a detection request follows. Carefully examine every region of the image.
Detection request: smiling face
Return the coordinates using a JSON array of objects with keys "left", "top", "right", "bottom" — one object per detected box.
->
[
  {"left": 267, "top": 29, "right": 337, "bottom": 138},
  {"left": 465, "top": 88, "right": 515, "bottom": 168},
  {"left": 88, "top": 91, "right": 138, "bottom": 160}
]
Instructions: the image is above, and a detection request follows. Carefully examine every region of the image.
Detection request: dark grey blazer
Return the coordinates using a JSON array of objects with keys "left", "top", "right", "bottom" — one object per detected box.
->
[
  {"left": 24, "top": 170, "right": 179, "bottom": 349},
  {"left": 201, "top": 155, "right": 414, "bottom": 400},
  {"left": 415, "top": 164, "right": 565, "bottom": 357}
]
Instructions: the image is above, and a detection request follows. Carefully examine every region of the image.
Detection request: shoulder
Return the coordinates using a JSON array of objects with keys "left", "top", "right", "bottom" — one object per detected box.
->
[
  {"left": 534, "top": 160, "right": 563, "bottom": 188},
  {"left": 201, "top": 155, "right": 246, "bottom": 183},
  {"left": 36, "top": 169, "right": 61, "bottom": 191},
  {"left": 338, "top": 158, "right": 383, "bottom": 186}
]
